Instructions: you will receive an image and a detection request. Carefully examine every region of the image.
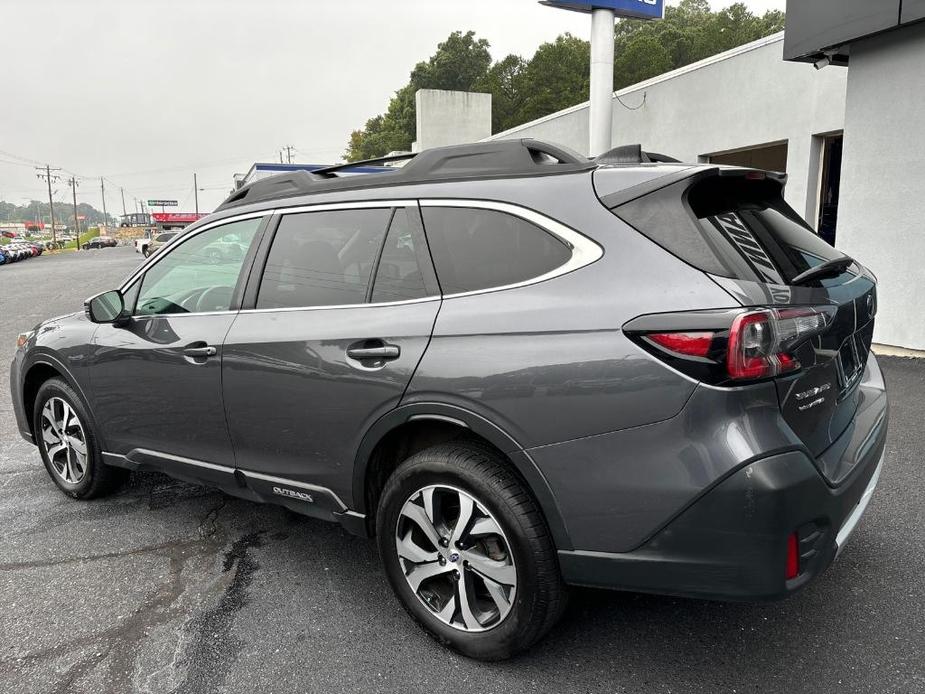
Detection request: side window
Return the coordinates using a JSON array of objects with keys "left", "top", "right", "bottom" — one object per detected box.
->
[
  {"left": 371, "top": 208, "right": 433, "bottom": 303},
  {"left": 421, "top": 207, "right": 572, "bottom": 295},
  {"left": 257, "top": 208, "right": 390, "bottom": 309},
  {"left": 135, "top": 217, "right": 262, "bottom": 316}
]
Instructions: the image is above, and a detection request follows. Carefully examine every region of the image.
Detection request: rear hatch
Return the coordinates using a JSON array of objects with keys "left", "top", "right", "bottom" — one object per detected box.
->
[{"left": 599, "top": 167, "right": 877, "bottom": 481}]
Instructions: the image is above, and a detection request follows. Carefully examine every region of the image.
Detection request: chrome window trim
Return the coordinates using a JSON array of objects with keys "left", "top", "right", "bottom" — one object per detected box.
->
[
  {"left": 418, "top": 198, "right": 604, "bottom": 300},
  {"left": 276, "top": 199, "right": 418, "bottom": 215},
  {"left": 118, "top": 198, "right": 604, "bottom": 312},
  {"left": 118, "top": 210, "right": 273, "bottom": 292},
  {"left": 239, "top": 295, "right": 439, "bottom": 315},
  {"left": 128, "top": 310, "right": 239, "bottom": 318}
]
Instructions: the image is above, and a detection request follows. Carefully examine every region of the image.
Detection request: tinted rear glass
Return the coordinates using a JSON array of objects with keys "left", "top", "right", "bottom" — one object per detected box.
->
[
  {"left": 612, "top": 174, "right": 850, "bottom": 286},
  {"left": 371, "top": 208, "right": 433, "bottom": 303},
  {"left": 257, "top": 209, "right": 390, "bottom": 309},
  {"left": 421, "top": 207, "right": 571, "bottom": 294}
]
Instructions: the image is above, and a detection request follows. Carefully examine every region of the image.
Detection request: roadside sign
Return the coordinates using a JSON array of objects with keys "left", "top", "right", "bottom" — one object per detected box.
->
[
  {"left": 151, "top": 212, "right": 208, "bottom": 224},
  {"left": 540, "top": 0, "right": 664, "bottom": 20},
  {"left": 147, "top": 199, "right": 178, "bottom": 207}
]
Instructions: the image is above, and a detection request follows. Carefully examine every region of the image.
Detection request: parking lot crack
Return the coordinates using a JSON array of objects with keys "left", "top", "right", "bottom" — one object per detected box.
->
[{"left": 169, "top": 531, "right": 265, "bottom": 694}]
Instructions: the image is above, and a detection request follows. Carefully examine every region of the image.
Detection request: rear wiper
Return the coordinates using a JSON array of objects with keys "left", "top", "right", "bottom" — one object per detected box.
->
[{"left": 791, "top": 256, "right": 855, "bottom": 286}]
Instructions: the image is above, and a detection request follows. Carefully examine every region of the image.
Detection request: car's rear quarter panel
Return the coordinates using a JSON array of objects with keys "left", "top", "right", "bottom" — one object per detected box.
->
[{"left": 402, "top": 173, "right": 743, "bottom": 549}]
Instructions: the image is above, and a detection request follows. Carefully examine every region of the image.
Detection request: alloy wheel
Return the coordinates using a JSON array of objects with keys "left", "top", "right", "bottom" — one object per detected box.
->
[
  {"left": 40, "top": 397, "right": 88, "bottom": 485},
  {"left": 395, "top": 485, "right": 517, "bottom": 632}
]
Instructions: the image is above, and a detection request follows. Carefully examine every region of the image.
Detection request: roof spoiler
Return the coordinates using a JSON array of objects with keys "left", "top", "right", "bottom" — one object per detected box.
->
[{"left": 596, "top": 144, "right": 682, "bottom": 165}]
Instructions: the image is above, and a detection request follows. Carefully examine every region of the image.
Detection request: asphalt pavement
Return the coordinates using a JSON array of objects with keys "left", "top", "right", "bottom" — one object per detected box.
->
[{"left": 0, "top": 246, "right": 923, "bottom": 693}]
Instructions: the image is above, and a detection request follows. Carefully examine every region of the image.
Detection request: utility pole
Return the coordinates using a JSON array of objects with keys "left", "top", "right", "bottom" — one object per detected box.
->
[
  {"left": 35, "top": 165, "right": 61, "bottom": 246},
  {"left": 121, "top": 187, "right": 127, "bottom": 217},
  {"left": 193, "top": 172, "right": 199, "bottom": 214},
  {"left": 281, "top": 145, "right": 294, "bottom": 164},
  {"left": 279, "top": 150, "right": 284, "bottom": 164},
  {"left": 100, "top": 178, "right": 108, "bottom": 229},
  {"left": 68, "top": 177, "right": 80, "bottom": 251}
]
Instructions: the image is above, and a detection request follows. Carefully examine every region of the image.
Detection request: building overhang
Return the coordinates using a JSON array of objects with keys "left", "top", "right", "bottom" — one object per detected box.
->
[{"left": 785, "top": 0, "right": 925, "bottom": 66}]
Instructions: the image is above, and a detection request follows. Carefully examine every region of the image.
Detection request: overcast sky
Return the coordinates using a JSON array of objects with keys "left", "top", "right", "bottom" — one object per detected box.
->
[{"left": 0, "top": 0, "right": 786, "bottom": 214}]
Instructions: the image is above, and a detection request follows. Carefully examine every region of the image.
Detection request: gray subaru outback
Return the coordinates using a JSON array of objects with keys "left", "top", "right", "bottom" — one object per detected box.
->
[{"left": 10, "top": 140, "right": 887, "bottom": 660}]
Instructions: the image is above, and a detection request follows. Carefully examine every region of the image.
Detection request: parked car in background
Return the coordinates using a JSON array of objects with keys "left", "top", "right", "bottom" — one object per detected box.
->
[
  {"left": 142, "top": 231, "right": 179, "bottom": 257},
  {"left": 1, "top": 242, "right": 42, "bottom": 264},
  {"left": 10, "top": 140, "right": 887, "bottom": 660},
  {"left": 82, "top": 236, "right": 118, "bottom": 250}
]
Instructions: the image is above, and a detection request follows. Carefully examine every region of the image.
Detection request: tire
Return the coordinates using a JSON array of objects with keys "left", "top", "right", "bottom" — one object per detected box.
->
[
  {"left": 377, "top": 441, "right": 566, "bottom": 660},
  {"left": 32, "top": 377, "right": 127, "bottom": 499},
  {"left": 142, "top": 246, "right": 151, "bottom": 258}
]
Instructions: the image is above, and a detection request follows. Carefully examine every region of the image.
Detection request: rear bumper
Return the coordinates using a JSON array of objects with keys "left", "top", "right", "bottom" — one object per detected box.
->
[{"left": 559, "top": 438, "right": 886, "bottom": 601}]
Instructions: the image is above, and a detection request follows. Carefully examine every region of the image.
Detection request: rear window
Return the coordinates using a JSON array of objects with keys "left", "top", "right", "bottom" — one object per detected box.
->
[
  {"left": 257, "top": 208, "right": 389, "bottom": 309},
  {"left": 421, "top": 207, "right": 571, "bottom": 294},
  {"left": 612, "top": 175, "right": 849, "bottom": 286}
]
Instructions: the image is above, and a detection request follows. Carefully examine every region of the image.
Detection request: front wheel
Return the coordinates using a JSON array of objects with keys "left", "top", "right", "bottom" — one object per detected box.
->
[
  {"left": 376, "top": 442, "right": 566, "bottom": 660},
  {"left": 32, "top": 378, "right": 127, "bottom": 499}
]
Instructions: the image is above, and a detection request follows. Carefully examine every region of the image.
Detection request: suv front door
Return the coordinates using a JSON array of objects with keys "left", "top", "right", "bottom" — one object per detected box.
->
[
  {"left": 220, "top": 203, "right": 440, "bottom": 514},
  {"left": 88, "top": 215, "right": 266, "bottom": 480}
]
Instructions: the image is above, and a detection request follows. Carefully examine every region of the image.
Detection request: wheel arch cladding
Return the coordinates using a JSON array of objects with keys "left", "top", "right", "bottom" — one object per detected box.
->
[{"left": 352, "top": 405, "right": 573, "bottom": 550}]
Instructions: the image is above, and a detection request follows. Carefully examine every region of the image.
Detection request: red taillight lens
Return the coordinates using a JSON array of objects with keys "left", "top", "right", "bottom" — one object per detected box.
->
[
  {"left": 646, "top": 331, "right": 715, "bottom": 358},
  {"left": 726, "top": 307, "right": 831, "bottom": 381},
  {"left": 628, "top": 305, "right": 834, "bottom": 385},
  {"left": 785, "top": 532, "right": 800, "bottom": 580}
]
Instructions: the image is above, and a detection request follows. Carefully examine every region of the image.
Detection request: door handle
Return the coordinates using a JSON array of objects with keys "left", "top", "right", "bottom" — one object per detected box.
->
[
  {"left": 346, "top": 343, "right": 400, "bottom": 361},
  {"left": 183, "top": 345, "right": 217, "bottom": 358}
]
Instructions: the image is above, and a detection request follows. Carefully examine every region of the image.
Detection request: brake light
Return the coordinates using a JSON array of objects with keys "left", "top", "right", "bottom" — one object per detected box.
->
[
  {"left": 646, "top": 332, "right": 714, "bottom": 358},
  {"left": 785, "top": 532, "right": 800, "bottom": 580},
  {"left": 626, "top": 305, "right": 834, "bottom": 385},
  {"left": 726, "top": 308, "right": 831, "bottom": 381}
]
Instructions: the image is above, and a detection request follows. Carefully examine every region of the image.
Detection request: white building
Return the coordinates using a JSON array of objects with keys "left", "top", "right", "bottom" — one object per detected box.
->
[{"left": 471, "top": 23, "right": 924, "bottom": 351}]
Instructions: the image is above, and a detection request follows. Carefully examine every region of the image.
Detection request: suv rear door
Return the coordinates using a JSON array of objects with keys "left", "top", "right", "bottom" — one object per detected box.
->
[
  {"left": 221, "top": 202, "right": 440, "bottom": 514},
  {"left": 601, "top": 168, "right": 878, "bottom": 481}
]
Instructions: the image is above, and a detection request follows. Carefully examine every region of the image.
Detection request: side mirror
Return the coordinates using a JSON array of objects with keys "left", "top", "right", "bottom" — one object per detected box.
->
[{"left": 85, "top": 290, "right": 126, "bottom": 324}]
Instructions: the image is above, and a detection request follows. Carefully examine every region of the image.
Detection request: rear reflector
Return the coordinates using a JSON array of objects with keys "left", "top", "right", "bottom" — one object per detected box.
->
[
  {"left": 786, "top": 532, "right": 800, "bottom": 580},
  {"left": 646, "top": 331, "right": 714, "bottom": 358}
]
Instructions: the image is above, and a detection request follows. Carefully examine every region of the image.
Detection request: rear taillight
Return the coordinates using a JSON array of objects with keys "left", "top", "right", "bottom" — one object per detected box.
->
[
  {"left": 727, "top": 308, "right": 831, "bottom": 381},
  {"left": 645, "top": 331, "right": 714, "bottom": 358},
  {"left": 625, "top": 306, "right": 834, "bottom": 385}
]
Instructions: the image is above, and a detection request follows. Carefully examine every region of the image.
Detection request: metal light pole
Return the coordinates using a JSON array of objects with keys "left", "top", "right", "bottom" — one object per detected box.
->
[
  {"left": 589, "top": 7, "right": 616, "bottom": 156},
  {"left": 539, "top": 1, "right": 664, "bottom": 156}
]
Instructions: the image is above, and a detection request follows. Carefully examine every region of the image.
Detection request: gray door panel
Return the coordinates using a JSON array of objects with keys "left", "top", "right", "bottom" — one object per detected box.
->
[
  {"left": 221, "top": 299, "right": 440, "bottom": 500},
  {"left": 89, "top": 314, "right": 237, "bottom": 464}
]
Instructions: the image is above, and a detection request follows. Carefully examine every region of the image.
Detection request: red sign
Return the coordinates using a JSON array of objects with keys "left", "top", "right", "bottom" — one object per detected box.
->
[{"left": 151, "top": 212, "right": 208, "bottom": 224}]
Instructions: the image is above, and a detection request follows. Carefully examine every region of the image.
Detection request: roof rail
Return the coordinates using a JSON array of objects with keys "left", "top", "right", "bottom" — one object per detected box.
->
[
  {"left": 311, "top": 152, "right": 417, "bottom": 178},
  {"left": 596, "top": 144, "right": 681, "bottom": 165},
  {"left": 216, "top": 139, "right": 594, "bottom": 211}
]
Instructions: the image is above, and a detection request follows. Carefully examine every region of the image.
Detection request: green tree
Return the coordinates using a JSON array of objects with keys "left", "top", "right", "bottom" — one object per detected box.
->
[
  {"left": 612, "top": 0, "right": 785, "bottom": 90},
  {"left": 473, "top": 54, "right": 529, "bottom": 134},
  {"left": 346, "top": 31, "right": 492, "bottom": 161},
  {"left": 345, "top": 4, "right": 785, "bottom": 159},
  {"left": 516, "top": 34, "right": 590, "bottom": 125}
]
